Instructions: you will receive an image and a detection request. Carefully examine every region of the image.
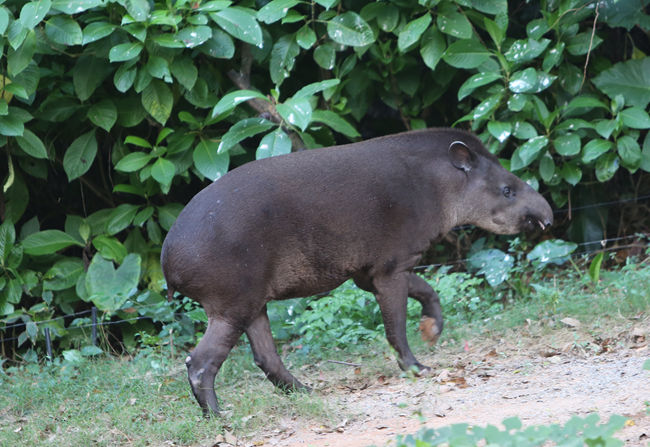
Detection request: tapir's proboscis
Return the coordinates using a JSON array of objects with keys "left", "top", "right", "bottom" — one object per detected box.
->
[{"left": 161, "top": 128, "right": 553, "bottom": 416}]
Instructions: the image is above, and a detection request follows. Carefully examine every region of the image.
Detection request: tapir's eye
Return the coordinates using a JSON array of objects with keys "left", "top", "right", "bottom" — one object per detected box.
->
[{"left": 502, "top": 186, "right": 512, "bottom": 198}]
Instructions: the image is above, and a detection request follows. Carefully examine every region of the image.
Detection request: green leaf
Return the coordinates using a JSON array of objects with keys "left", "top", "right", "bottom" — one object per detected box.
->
[
  {"left": 539, "top": 152, "right": 555, "bottom": 182},
  {"left": 486, "top": 121, "right": 512, "bottom": 143},
  {"left": 566, "top": 32, "right": 603, "bottom": 56},
  {"left": 200, "top": 28, "right": 235, "bottom": 59},
  {"left": 437, "top": 2, "right": 472, "bottom": 39},
  {"left": 504, "top": 38, "right": 550, "bottom": 64},
  {"left": 43, "top": 258, "right": 84, "bottom": 291},
  {"left": 543, "top": 42, "right": 565, "bottom": 71},
  {"left": 443, "top": 39, "right": 491, "bottom": 69},
  {"left": 0, "top": 8, "right": 9, "bottom": 35},
  {"left": 588, "top": 252, "right": 604, "bottom": 283},
  {"left": 123, "top": 0, "right": 150, "bottom": 21},
  {"left": 419, "top": 27, "right": 445, "bottom": 71},
  {"left": 277, "top": 97, "right": 312, "bottom": 131},
  {"left": 469, "top": 93, "right": 502, "bottom": 121},
  {"left": 527, "top": 239, "right": 577, "bottom": 266},
  {"left": 113, "top": 63, "right": 137, "bottom": 92},
  {"left": 257, "top": 0, "right": 299, "bottom": 24},
  {"left": 63, "top": 129, "right": 97, "bottom": 181},
  {"left": 0, "top": 113, "right": 25, "bottom": 137},
  {"left": 314, "top": 44, "right": 336, "bottom": 70},
  {"left": 8, "top": 30, "right": 37, "bottom": 77},
  {"left": 109, "top": 42, "right": 143, "bottom": 62},
  {"left": 86, "top": 253, "right": 141, "bottom": 312},
  {"left": 642, "top": 133, "right": 650, "bottom": 172},
  {"left": 125, "top": 135, "right": 152, "bottom": 148},
  {"left": 45, "top": 15, "right": 82, "bottom": 46},
  {"left": 398, "top": 14, "right": 431, "bottom": 52},
  {"left": 141, "top": 80, "right": 173, "bottom": 125},
  {"left": 218, "top": 117, "right": 274, "bottom": 153},
  {"left": 509, "top": 67, "right": 538, "bottom": 93},
  {"left": 82, "top": 22, "right": 116, "bottom": 45},
  {"left": 560, "top": 162, "right": 582, "bottom": 186},
  {"left": 484, "top": 17, "right": 505, "bottom": 48},
  {"left": 54, "top": 0, "right": 103, "bottom": 14},
  {"left": 212, "top": 89, "right": 269, "bottom": 117},
  {"left": 146, "top": 56, "right": 172, "bottom": 82},
  {"left": 327, "top": 12, "right": 374, "bottom": 47},
  {"left": 581, "top": 139, "right": 613, "bottom": 163},
  {"left": 620, "top": 107, "right": 650, "bottom": 129},
  {"left": 210, "top": 7, "right": 263, "bottom": 46},
  {"left": 170, "top": 57, "right": 198, "bottom": 90},
  {"left": 472, "top": 0, "right": 507, "bottom": 15},
  {"left": 467, "top": 249, "right": 513, "bottom": 287},
  {"left": 20, "top": 0, "right": 52, "bottom": 29},
  {"left": 23, "top": 230, "right": 84, "bottom": 255},
  {"left": 256, "top": 129, "right": 291, "bottom": 159},
  {"left": 458, "top": 72, "right": 502, "bottom": 101},
  {"left": 511, "top": 136, "right": 548, "bottom": 170},
  {"left": 80, "top": 345, "right": 103, "bottom": 357},
  {"left": 594, "top": 119, "right": 617, "bottom": 139},
  {"left": 107, "top": 204, "right": 139, "bottom": 235},
  {"left": 294, "top": 79, "right": 340, "bottom": 99},
  {"left": 73, "top": 55, "right": 112, "bottom": 101},
  {"left": 16, "top": 129, "right": 48, "bottom": 159},
  {"left": 617, "top": 135, "right": 641, "bottom": 168},
  {"left": 157, "top": 203, "right": 183, "bottom": 231},
  {"left": 176, "top": 25, "right": 212, "bottom": 48},
  {"left": 151, "top": 157, "right": 176, "bottom": 188},
  {"left": 553, "top": 133, "right": 581, "bottom": 157},
  {"left": 0, "top": 220, "right": 16, "bottom": 264},
  {"left": 296, "top": 24, "right": 316, "bottom": 49},
  {"left": 270, "top": 34, "right": 300, "bottom": 85},
  {"left": 592, "top": 57, "right": 650, "bottom": 109},
  {"left": 565, "top": 95, "right": 609, "bottom": 112},
  {"left": 193, "top": 138, "right": 229, "bottom": 181},
  {"left": 595, "top": 152, "right": 619, "bottom": 182},
  {"left": 311, "top": 110, "right": 359, "bottom": 138},
  {"left": 88, "top": 99, "right": 117, "bottom": 132},
  {"left": 513, "top": 121, "right": 537, "bottom": 139}
]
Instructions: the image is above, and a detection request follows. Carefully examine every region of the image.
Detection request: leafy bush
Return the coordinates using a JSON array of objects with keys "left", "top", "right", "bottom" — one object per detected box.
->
[{"left": 1, "top": 0, "right": 649, "bottom": 357}]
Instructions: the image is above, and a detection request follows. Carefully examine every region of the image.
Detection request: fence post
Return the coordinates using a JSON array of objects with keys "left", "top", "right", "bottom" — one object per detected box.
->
[{"left": 44, "top": 328, "right": 53, "bottom": 362}]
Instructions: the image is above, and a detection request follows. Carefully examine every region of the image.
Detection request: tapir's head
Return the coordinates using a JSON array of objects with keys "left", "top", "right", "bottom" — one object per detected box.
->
[{"left": 446, "top": 135, "right": 553, "bottom": 235}]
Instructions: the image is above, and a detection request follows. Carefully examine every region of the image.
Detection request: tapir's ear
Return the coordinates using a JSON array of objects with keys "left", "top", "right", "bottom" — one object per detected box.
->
[{"left": 449, "top": 140, "right": 475, "bottom": 173}]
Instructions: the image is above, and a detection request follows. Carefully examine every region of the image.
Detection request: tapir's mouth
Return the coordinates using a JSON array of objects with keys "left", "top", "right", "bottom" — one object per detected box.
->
[{"left": 524, "top": 215, "right": 549, "bottom": 231}]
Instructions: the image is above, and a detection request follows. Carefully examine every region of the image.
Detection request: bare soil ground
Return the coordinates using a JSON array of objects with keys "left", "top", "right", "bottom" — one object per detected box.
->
[{"left": 252, "top": 318, "right": 649, "bottom": 447}]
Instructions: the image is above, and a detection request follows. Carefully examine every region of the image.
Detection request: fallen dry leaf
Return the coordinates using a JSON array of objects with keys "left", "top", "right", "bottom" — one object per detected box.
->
[{"left": 560, "top": 317, "right": 581, "bottom": 328}]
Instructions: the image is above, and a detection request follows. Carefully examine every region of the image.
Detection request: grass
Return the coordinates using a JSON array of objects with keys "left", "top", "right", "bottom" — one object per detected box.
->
[{"left": 1, "top": 257, "right": 649, "bottom": 446}]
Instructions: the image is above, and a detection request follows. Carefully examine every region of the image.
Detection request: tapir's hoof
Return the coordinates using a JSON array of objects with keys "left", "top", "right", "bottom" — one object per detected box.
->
[
  {"left": 413, "top": 364, "right": 434, "bottom": 377},
  {"left": 419, "top": 316, "right": 440, "bottom": 346}
]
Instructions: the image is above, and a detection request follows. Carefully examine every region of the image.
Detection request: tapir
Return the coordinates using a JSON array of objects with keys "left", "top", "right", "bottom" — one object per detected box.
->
[{"left": 161, "top": 128, "right": 553, "bottom": 416}]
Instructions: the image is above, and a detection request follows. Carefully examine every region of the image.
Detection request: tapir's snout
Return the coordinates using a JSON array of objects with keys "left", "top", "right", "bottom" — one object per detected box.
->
[{"left": 523, "top": 194, "right": 554, "bottom": 232}]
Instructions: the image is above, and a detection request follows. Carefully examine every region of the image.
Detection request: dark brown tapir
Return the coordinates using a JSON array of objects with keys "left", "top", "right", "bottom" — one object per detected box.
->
[{"left": 161, "top": 128, "right": 553, "bottom": 416}]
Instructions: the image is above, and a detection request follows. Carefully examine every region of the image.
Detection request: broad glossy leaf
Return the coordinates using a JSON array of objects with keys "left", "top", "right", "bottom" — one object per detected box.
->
[
  {"left": 566, "top": 32, "right": 603, "bottom": 56},
  {"left": 169, "top": 57, "right": 197, "bottom": 90},
  {"left": 43, "top": 258, "right": 84, "bottom": 291},
  {"left": 16, "top": 129, "right": 48, "bottom": 159},
  {"left": 458, "top": 72, "right": 502, "bottom": 101},
  {"left": 581, "top": 139, "right": 613, "bottom": 163},
  {"left": 314, "top": 44, "right": 336, "bottom": 69},
  {"left": 212, "top": 89, "right": 269, "bottom": 117},
  {"left": 218, "top": 117, "right": 274, "bottom": 153},
  {"left": 210, "top": 7, "right": 263, "bottom": 46},
  {"left": 504, "top": 38, "right": 550, "bottom": 64},
  {"left": 0, "top": 8, "right": 9, "bottom": 35},
  {"left": 86, "top": 253, "right": 140, "bottom": 312},
  {"left": 327, "top": 12, "right": 374, "bottom": 47},
  {"left": 565, "top": 95, "right": 609, "bottom": 112},
  {"left": 311, "top": 110, "right": 360, "bottom": 138},
  {"left": 270, "top": 34, "right": 300, "bottom": 85},
  {"left": 594, "top": 119, "right": 617, "bottom": 139},
  {"left": 296, "top": 24, "right": 317, "bottom": 49},
  {"left": 507, "top": 93, "right": 528, "bottom": 112},
  {"left": 527, "top": 239, "right": 577, "bottom": 266},
  {"left": 472, "top": 0, "right": 507, "bottom": 15},
  {"left": 8, "top": 30, "right": 36, "bottom": 77},
  {"left": 193, "top": 138, "right": 229, "bottom": 180},
  {"left": 617, "top": 135, "right": 641, "bottom": 167},
  {"left": 176, "top": 25, "right": 212, "bottom": 48},
  {"left": 419, "top": 27, "right": 445, "bottom": 70},
  {"left": 511, "top": 136, "right": 548, "bottom": 170},
  {"left": 595, "top": 152, "right": 619, "bottom": 182},
  {"left": 0, "top": 112, "right": 25, "bottom": 136},
  {"left": 82, "top": 22, "right": 116, "bottom": 45},
  {"left": 294, "top": 79, "right": 340, "bottom": 99},
  {"left": 487, "top": 121, "right": 512, "bottom": 143},
  {"left": 543, "top": 42, "right": 565, "bottom": 71},
  {"left": 146, "top": 56, "right": 172, "bottom": 82},
  {"left": 471, "top": 93, "right": 502, "bottom": 121},
  {"left": 553, "top": 133, "right": 581, "bottom": 156},
  {"left": 375, "top": 3, "right": 399, "bottom": 32},
  {"left": 256, "top": 129, "right": 291, "bottom": 159},
  {"left": 45, "top": 15, "right": 82, "bottom": 46},
  {"left": 592, "top": 57, "right": 650, "bottom": 109},
  {"left": 443, "top": 40, "right": 490, "bottom": 69},
  {"left": 88, "top": 99, "right": 117, "bottom": 132},
  {"left": 141, "top": 80, "right": 173, "bottom": 125},
  {"left": 107, "top": 204, "right": 139, "bottom": 235},
  {"left": 23, "top": 230, "right": 83, "bottom": 255},
  {"left": 526, "top": 18, "right": 549, "bottom": 40},
  {"left": 0, "top": 220, "right": 16, "bottom": 263},
  {"left": 151, "top": 157, "right": 176, "bottom": 187},
  {"left": 63, "top": 129, "right": 97, "bottom": 181},
  {"left": 200, "top": 28, "right": 235, "bottom": 59},
  {"left": 560, "top": 162, "right": 582, "bottom": 186},
  {"left": 277, "top": 97, "right": 312, "bottom": 131},
  {"left": 467, "top": 248, "right": 513, "bottom": 287},
  {"left": 641, "top": 133, "right": 650, "bottom": 172},
  {"left": 437, "top": 2, "right": 472, "bottom": 39},
  {"left": 620, "top": 107, "right": 650, "bottom": 129},
  {"left": 73, "top": 55, "right": 112, "bottom": 101},
  {"left": 53, "top": 0, "right": 103, "bottom": 14},
  {"left": 109, "top": 42, "right": 143, "bottom": 62},
  {"left": 114, "top": 63, "right": 137, "bottom": 92},
  {"left": 539, "top": 152, "right": 555, "bottom": 182},
  {"left": 398, "top": 14, "right": 431, "bottom": 52},
  {"left": 124, "top": 0, "right": 149, "bottom": 21},
  {"left": 115, "top": 152, "right": 152, "bottom": 172},
  {"left": 20, "top": 0, "right": 52, "bottom": 29},
  {"left": 509, "top": 67, "right": 538, "bottom": 93},
  {"left": 257, "top": 0, "right": 299, "bottom": 24}
]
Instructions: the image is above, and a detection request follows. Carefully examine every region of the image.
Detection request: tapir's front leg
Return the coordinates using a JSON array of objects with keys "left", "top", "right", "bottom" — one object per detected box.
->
[{"left": 372, "top": 273, "right": 428, "bottom": 373}]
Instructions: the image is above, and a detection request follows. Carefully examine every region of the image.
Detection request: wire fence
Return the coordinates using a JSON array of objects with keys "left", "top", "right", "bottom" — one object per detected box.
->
[{"left": 1, "top": 195, "right": 649, "bottom": 347}]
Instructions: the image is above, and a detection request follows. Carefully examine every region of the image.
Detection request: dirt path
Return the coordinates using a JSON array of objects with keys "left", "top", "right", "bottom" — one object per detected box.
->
[{"left": 257, "top": 322, "right": 649, "bottom": 447}]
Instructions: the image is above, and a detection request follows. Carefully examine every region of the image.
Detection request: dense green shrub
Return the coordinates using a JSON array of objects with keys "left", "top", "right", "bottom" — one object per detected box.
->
[{"left": 0, "top": 0, "right": 649, "bottom": 357}]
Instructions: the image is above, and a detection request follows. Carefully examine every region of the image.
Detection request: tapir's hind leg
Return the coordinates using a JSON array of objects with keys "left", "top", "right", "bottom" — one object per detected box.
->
[
  {"left": 246, "top": 306, "right": 309, "bottom": 391},
  {"left": 186, "top": 317, "right": 243, "bottom": 417}
]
